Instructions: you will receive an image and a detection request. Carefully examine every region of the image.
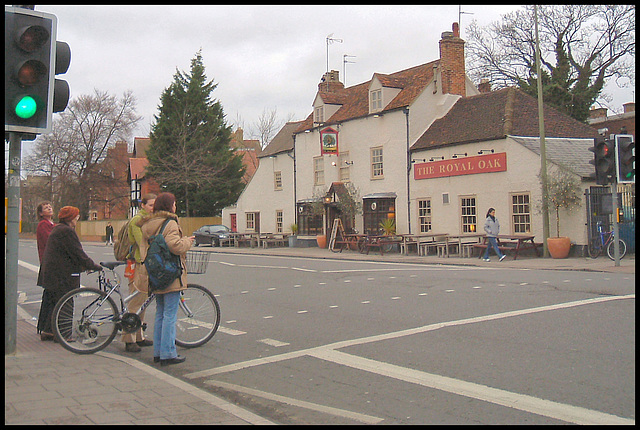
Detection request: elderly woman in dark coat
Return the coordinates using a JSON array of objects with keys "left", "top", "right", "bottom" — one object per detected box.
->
[{"left": 37, "top": 206, "right": 102, "bottom": 340}]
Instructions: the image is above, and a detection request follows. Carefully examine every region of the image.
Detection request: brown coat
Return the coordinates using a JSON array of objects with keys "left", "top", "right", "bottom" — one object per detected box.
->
[
  {"left": 38, "top": 222, "right": 102, "bottom": 293},
  {"left": 134, "top": 211, "right": 191, "bottom": 294}
]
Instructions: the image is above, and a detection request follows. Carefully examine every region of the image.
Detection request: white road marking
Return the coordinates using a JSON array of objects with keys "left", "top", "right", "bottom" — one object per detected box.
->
[
  {"left": 217, "top": 326, "right": 246, "bottom": 336},
  {"left": 185, "top": 294, "right": 635, "bottom": 425},
  {"left": 258, "top": 338, "right": 290, "bottom": 347},
  {"left": 309, "top": 349, "right": 633, "bottom": 425},
  {"left": 204, "top": 379, "right": 383, "bottom": 424}
]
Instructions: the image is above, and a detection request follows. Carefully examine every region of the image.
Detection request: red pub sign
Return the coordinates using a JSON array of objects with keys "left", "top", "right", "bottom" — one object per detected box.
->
[{"left": 414, "top": 152, "right": 507, "bottom": 180}]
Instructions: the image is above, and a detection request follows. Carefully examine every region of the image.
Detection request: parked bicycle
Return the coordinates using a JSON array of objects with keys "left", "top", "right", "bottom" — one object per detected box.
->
[
  {"left": 52, "top": 250, "right": 220, "bottom": 354},
  {"left": 588, "top": 221, "right": 627, "bottom": 260}
]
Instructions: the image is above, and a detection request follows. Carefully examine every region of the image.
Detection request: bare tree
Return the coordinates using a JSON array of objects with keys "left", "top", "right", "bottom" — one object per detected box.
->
[
  {"left": 24, "top": 89, "right": 141, "bottom": 217},
  {"left": 248, "top": 107, "right": 296, "bottom": 149},
  {"left": 466, "top": 5, "right": 635, "bottom": 121}
]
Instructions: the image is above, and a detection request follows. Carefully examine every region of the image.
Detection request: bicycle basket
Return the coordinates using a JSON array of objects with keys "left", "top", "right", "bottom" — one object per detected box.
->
[{"left": 185, "top": 250, "right": 210, "bottom": 274}]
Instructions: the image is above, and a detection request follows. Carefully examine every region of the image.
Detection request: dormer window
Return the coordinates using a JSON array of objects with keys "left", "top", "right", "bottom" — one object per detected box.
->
[
  {"left": 370, "top": 89, "right": 382, "bottom": 112},
  {"left": 314, "top": 106, "right": 324, "bottom": 124}
]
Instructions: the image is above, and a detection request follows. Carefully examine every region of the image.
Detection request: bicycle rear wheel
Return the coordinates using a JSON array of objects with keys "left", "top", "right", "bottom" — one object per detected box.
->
[
  {"left": 606, "top": 239, "right": 627, "bottom": 260},
  {"left": 587, "top": 239, "right": 602, "bottom": 259},
  {"left": 52, "top": 287, "right": 120, "bottom": 354},
  {"left": 175, "top": 284, "right": 220, "bottom": 348}
]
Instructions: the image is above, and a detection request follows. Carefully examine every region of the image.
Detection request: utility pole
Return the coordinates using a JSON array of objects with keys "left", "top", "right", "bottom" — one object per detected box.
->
[{"left": 534, "top": 5, "right": 550, "bottom": 257}]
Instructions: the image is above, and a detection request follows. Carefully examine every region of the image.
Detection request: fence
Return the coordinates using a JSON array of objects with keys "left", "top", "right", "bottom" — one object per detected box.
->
[
  {"left": 585, "top": 185, "right": 635, "bottom": 254},
  {"left": 75, "top": 216, "right": 222, "bottom": 242}
]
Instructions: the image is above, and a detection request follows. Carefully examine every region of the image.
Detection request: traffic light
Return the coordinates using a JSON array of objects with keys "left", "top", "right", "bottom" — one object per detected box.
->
[
  {"left": 589, "top": 136, "right": 616, "bottom": 185},
  {"left": 53, "top": 39, "right": 71, "bottom": 113},
  {"left": 5, "top": 7, "right": 56, "bottom": 134},
  {"left": 615, "top": 134, "right": 635, "bottom": 184}
]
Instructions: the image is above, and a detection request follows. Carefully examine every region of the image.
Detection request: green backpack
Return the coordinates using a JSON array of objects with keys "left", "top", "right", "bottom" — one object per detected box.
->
[{"left": 113, "top": 220, "right": 133, "bottom": 261}]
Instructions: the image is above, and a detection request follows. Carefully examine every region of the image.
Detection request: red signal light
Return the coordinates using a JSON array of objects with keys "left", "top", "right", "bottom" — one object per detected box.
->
[
  {"left": 16, "top": 24, "right": 49, "bottom": 52},
  {"left": 17, "top": 59, "right": 47, "bottom": 86}
]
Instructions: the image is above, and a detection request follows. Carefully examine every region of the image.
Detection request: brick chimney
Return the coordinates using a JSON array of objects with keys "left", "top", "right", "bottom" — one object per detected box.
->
[
  {"left": 478, "top": 78, "right": 491, "bottom": 93},
  {"left": 589, "top": 107, "right": 608, "bottom": 120},
  {"left": 439, "top": 22, "right": 466, "bottom": 97},
  {"left": 623, "top": 102, "right": 635, "bottom": 113},
  {"left": 318, "top": 70, "right": 344, "bottom": 93}
]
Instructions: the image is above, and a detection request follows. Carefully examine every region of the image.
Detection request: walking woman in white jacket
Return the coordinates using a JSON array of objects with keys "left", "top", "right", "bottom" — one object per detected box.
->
[{"left": 482, "top": 208, "right": 506, "bottom": 262}]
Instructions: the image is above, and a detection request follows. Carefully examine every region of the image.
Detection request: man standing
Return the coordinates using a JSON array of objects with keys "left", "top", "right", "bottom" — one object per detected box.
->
[
  {"left": 122, "top": 194, "right": 156, "bottom": 352},
  {"left": 105, "top": 222, "right": 114, "bottom": 245}
]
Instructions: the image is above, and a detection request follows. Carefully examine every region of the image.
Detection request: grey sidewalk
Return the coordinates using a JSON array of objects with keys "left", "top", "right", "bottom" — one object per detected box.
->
[
  {"left": 208, "top": 244, "right": 635, "bottom": 275},
  {"left": 5, "top": 317, "right": 274, "bottom": 425},
  {"left": 5, "top": 243, "right": 634, "bottom": 425}
]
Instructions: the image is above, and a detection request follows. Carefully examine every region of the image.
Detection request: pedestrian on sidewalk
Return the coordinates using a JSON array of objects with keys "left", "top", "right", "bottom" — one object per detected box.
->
[
  {"left": 36, "top": 206, "right": 103, "bottom": 340},
  {"left": 122, "top": 193, "right": 156, "bottom": 353},
  {"left": 137, "top": 192, "right": 194, "bottom": 366},
  {"left": 105, "top": 222, "right": 114, "bottom": 245},
  {"left": 482, "top": 208, "right": 506, "bottom": 262},
  {"left": 35, "top": 201, "right": 56, "bottom": 341}
]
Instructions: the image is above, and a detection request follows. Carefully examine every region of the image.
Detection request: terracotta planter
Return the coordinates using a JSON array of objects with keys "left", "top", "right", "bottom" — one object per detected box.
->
[
  {"left": 547, "top": 236, "right": 571, "bottom": 259},
  {"left": 316, "top": 235, "right": 327, "bottom": 248}
]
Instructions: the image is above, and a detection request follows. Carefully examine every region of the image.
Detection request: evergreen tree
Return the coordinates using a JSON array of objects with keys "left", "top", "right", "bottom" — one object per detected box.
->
[{"left": 146, "top": 50, "right": 245, "bottom": 216}]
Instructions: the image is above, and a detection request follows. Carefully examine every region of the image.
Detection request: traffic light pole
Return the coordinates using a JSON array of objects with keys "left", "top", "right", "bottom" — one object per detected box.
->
[
  {"left": 611, "top": 186, "right": 621, "bottom": 267},
  {"left": 5, "top": 132, "right": 22, "bottom": 355}
]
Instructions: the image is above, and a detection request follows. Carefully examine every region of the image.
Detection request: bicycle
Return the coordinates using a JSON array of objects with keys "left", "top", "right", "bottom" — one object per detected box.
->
[
  {"left": 588, "top": 221, "right": 627, "bottom": 260},
  {"left": 52, "top": 250, "right": 220, "bottom": 355}
]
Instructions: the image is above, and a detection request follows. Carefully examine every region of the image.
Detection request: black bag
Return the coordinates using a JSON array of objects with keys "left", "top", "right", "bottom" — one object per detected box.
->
[{"left": 144, "top": 219, "right": 182, "bottom": 292}]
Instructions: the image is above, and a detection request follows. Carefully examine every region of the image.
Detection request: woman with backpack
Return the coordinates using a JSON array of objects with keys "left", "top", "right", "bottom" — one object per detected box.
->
[{"left": 135, "top": 192, "right": 194, "bottom": 366}]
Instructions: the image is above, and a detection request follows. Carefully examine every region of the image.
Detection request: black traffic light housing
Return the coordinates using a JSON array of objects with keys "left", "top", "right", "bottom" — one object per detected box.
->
[
  {"left": 5, "top": 6, "right": 70, "bottom": 135},
  {"left": 615, "top": 134, "right": 635, "bottom": 184},
  {"left": 589, "top": 136, "right": 616, "bottom": 185},
  {"left": 5, "top": 6, "right": 55, "bottom": 134}
]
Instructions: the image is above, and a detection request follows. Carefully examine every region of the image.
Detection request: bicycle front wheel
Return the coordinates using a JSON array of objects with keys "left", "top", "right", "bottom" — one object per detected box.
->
[
  {"left": 606, "top": 239, "right": 627, "bottom": 260},
  {"left": 175, "top": 284, "right": 220, "bottom": 348},
  {"left": 52, "top": 287, "right": 120, "bottom": 354}
]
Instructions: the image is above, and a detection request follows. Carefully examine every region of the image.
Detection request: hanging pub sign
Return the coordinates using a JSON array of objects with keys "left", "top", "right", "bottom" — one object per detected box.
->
[
  {"left": 320, "top": 127, "right": 339, "bottom": 155},
  {"left": 414, "top": 152, "right": 507, "bottom": 180}
]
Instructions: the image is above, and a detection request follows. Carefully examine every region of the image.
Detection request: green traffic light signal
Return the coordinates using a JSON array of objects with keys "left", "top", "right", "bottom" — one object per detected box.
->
[{"left": 15, "top": 95, "right": 38, "bottom": 119}]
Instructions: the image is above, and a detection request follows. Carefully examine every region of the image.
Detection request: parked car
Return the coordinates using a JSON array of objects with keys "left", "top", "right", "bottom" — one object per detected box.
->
[{"left": 193, "top": 224, "right": 232, "bottom": 247}]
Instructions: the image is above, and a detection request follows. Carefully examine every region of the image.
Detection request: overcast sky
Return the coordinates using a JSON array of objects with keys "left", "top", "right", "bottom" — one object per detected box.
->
[{"left": 28, "top": 5, "right": 637, "bottom": 148}]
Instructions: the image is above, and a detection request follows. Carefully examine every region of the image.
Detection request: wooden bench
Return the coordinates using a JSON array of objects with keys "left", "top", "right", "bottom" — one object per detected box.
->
[{"left": 261, "top": 235, "right": 287, "bottom": 248}]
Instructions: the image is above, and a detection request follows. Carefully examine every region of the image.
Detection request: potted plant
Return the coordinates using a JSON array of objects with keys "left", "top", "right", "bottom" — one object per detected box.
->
[
  {"left": 545, "top": 168, "right": 581, "bottom": 258},
  {"left": 288, "top": 223, "right": 298, "bottom": 247},
  {"left": 379, "top": 218, "right": 396, "bottom": 235}
]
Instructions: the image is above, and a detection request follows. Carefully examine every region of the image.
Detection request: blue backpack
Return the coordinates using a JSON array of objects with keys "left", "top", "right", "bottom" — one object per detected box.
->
[{"left": 144, "top": 219, "right": 183, "bottom": 292}]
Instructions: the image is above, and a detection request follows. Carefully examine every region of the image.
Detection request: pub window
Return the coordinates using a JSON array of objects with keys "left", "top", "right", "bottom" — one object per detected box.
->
[
  {"left": 339, "top": 151, "right": 350, "bottom": 182},
  {"left": 314, "top": 156, "right": 324, "bottom": 185},
  {"left": 511, "top": 192, "right": 531, "bottom": 233},
  {"left": 246, "top": 212, "right": 255, "bottom": 232},
  {"left": 363, "top": 197, "right": 395, "bottom": 235},
  {"left": 297, "top": 203, "right": 323, "bottom": 236},
  {"left": 371, "top": 147, "right": 383, "bottom": 178},
  {"left": 275, "top": 210, "right": 283, "bottom": 233},
  {"left": 460, "top": 196, "right": 477, "bottom": 233},
  {"left": 274, "top": 171, "right": 282, "bottom": 190},
  {"left": 370, "top": 89, "right": 382, "bottom": 112},
  {"left": 314, "top": 106, "right": 324, "bottom": 124},
  {"left": 417, "top": 198, "right": 432, "bottom": 233}
]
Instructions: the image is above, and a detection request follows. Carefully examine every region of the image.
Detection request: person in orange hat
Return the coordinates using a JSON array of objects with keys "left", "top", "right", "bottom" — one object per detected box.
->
[{"left": 36, "top": 206, "right": 103, "bottom": 341}]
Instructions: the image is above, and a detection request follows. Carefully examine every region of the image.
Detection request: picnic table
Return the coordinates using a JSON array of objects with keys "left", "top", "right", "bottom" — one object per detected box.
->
[
  {"left": 473, "top": 234, "right": 541, "bottom": 260},
  {"left": 332, "top": 233, "right": 367, "bottom": 253},
  {"left": 361, "top": 235, "right": 404, "bottom": 256}
]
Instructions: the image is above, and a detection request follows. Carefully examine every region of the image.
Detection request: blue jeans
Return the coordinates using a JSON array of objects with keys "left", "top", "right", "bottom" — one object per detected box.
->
[
  {"left": 154, "top": 291, "right": 180, "bottom": 360},
  {"left": 483, "top": 237, "right": 505, "bottom": 259}
]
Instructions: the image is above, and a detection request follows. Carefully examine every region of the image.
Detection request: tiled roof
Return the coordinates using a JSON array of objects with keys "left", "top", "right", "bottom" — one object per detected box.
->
[
  {"left": 412, "top": 87, "right": 599, "bottom": 150},
  {"left": 260, "top": 120, "right": 305, "bottom": 158},
  {"left": 296, "top": 60, "right": 439, "bottom": 133},
  {"left": 510, "top": 137, "right": 596, "bottom": 179},
  {"left": 129, "top": 158, "right": 149, "bottom": 179}
]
